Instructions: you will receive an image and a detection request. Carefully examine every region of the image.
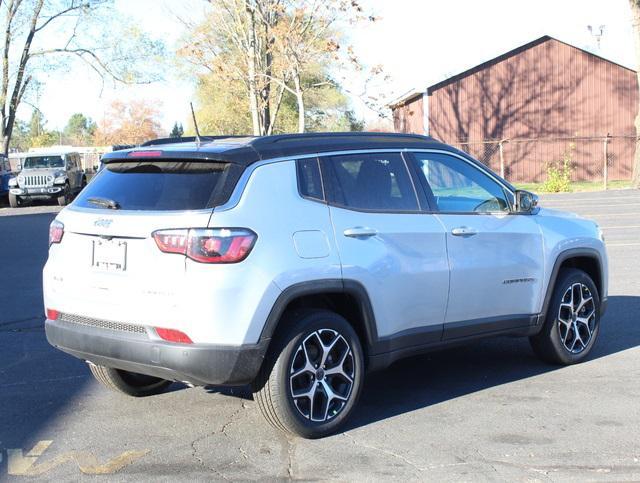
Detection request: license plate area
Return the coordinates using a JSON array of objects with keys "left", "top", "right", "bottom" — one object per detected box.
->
[{"left": 92, "top": 239, "right": 127, "bottom": 271}]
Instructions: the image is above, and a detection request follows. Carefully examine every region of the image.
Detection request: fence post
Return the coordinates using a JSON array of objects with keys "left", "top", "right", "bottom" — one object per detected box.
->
[
  {"left": 498, "top": 139, "right": 506, "bottom": 179},
  {"left": 603, "top": 134, "right": 610, "bottom": 191}
]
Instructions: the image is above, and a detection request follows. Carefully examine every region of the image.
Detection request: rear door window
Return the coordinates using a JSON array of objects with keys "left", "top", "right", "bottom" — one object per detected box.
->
[
  {"left": 74, "top": 160, "right": 239, "bottom": 211},
  {"left": 320, "top": 152, "right": 419, "bottom": 212}
]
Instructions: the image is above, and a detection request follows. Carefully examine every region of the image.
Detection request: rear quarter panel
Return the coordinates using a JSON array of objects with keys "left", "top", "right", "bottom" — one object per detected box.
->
[{"left": 185, "top": 160, "right": 342, "bottom": 344}]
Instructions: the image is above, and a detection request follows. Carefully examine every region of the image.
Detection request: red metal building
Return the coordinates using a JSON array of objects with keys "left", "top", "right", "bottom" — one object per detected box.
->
[{"left": 390, "top": 36, "right": 638, "bottom": 182}]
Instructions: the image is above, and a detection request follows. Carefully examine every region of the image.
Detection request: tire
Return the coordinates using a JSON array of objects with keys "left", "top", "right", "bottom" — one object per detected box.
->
[
  {"left": 88, "top": 363, "right": 172, "bottom": 397},
  {"left": 8, "top": 193, "right": 20, "bottom": 208},
  {"left": 57, "top": 184, "right": 69, "bottom": 206},
  {"left": 252, "top": 310, "right": 364, "bottom": 439},
  {"left": 530, "top": 268, "right": 600, "bottom": 365}
]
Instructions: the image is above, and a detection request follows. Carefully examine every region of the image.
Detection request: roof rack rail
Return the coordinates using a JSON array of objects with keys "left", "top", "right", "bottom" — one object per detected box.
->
[
  {"left": 140, "top": 135, "right": 251, "bottom": 147},
  {"left": 247, "top": 131, "right": 431, "bottom": 147}
]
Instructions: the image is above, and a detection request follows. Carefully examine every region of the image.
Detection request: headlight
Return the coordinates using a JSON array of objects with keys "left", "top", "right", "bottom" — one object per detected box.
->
[
  {"left": 17, "top": 175, "right": 24, "bottom": 185},
  {"left": 596, "top": 225, "right": 605, "bottom": 242},
  {"left": 8, "top": 177, "right": 17, "bottom": 187},
  {"left": 53, "top": 176, "right": 67, "bottom": 185}
]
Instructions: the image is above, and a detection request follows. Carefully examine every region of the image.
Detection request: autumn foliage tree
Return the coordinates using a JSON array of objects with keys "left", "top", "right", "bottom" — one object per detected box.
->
[
  {"left": 180, "top": 0, "right": 380, "bottom": 135},
  {"left": 93, "top": 100, "right": 164, "bottom": 146}
]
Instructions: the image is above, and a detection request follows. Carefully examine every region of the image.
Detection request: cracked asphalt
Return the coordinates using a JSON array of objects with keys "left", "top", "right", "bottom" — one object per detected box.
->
[{"left": 1, "top": 190, "right": 639, "bottom": 481}]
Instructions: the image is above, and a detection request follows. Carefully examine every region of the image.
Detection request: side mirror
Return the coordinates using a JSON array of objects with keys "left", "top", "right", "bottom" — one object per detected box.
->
[{"left": 515, "top": 190, "right": 538, "bottom": 213}]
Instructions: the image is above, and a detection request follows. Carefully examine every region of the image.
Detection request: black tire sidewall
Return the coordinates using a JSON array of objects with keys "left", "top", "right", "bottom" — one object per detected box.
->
[
  {"left": 544, "top": 268, "right": 601, "bottom": 364},
  {"left": 8, "top": 193, "right": 19, "bottom": 208},
  {"left": 57, "top": 184, "right": 69, "bottom": 206},
  {"left": 269, "top": 310, "right": 364, "bottom": 439}
]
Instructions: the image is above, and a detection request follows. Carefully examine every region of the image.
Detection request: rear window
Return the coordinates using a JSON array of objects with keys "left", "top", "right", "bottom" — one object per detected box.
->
[{"left": 74, "top": 160, "right": 240, "bottom": 211}]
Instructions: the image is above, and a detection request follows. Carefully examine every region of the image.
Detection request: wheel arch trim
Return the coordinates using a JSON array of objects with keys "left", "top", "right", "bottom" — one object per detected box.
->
[
  {"left": 258, "top": 279, "right": 379, "bottom": 351},
  {"left": 541, "top": 248, "right": 605, "bottom": 321}
]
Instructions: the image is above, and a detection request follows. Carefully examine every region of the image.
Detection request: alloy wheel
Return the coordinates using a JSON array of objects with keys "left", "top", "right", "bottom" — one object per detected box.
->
[
  {"left": 557, "top": 282, "right": 597, "bottom": 354},
  {"left": 289, "top": 329, "right": 355, "bottom": 422}
]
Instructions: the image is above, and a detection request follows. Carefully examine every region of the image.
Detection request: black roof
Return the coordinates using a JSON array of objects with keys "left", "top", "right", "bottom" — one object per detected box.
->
[{"left": 102, "top": 132, "right": 449, "bottom": 165}]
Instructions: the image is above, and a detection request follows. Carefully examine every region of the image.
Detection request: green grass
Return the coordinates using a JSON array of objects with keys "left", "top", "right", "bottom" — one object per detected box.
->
[{"left": 514, "top": 180, "right": 633, "bottom": 194}]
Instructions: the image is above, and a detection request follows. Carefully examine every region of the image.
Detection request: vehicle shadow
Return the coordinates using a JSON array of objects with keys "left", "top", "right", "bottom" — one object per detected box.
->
[
  {"left": 200, "top": 296, "right": 640, "bottom": 431},
  {"left": 344, "top": 295, "right": 639, "bottom": 431},
  {"left": 0, "top": 212, "right": 95, "bottom": 456}
]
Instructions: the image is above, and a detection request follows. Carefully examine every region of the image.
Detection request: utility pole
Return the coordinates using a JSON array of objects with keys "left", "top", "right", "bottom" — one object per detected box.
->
[{"left": 587, "top": 25, "right": 606, "bottom": 51}]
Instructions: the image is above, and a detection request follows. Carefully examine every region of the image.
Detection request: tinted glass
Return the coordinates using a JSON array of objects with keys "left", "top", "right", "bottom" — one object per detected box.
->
[
  {"left": 413, "top": 152, "right": 510, "bottom": 213},
  {"left": 297, "top": 158, "right": 324, "bottom": 200},
  {"left": 23, "top": 156, "right": 65, "bottom": 169},
  {"left": 322, "top": 152, "right": 418, "bottom": 211},
  {"left": 74, "top": 161, "right": 233, "bottom": 211}
]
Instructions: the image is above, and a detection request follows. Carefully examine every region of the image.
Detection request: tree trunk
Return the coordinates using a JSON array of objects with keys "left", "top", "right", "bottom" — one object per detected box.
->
[
  {"left": 293, "top": 71, "right": 305, "bottom": 133},
  {"left": 631, "top": 0, "right": 640, "bottom": 188},
  {"left": 245, "top": 5, "right": 262, "bottom": 136}
]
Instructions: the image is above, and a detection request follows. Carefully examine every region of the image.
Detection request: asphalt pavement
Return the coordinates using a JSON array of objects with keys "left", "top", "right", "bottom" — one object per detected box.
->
[{"left": 0, "top": 191, "right": 639, "bottom": 481}]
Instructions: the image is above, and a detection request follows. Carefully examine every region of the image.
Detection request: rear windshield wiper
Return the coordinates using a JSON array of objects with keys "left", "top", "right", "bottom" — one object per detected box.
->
[{"left": 87, "top": 197, "right": 120, "bottom": 210}]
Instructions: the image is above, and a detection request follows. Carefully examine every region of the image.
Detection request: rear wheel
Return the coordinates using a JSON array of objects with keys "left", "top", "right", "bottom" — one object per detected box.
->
[
  {"left": 253, "top": 310, "right": 364, "bottom": 439},
  {"left": 88, "top": 363, "right": 172, "bottom": 397},
  {"left": 8, "top": 193, "right": 20, "bottom": 208},
  {"left": 530, "top": 268, "right": 600, "bottom": 365}
]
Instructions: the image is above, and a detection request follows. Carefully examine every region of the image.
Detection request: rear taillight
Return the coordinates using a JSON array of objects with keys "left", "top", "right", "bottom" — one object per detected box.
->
[
  {"left": 46, "top": 308, "right": 60, "bottom": 320},
  {"left": 49, "top": 220, "right": 64, "bottom": 245},
  {"left": 155, "top": 327, "right": 193, "bottom": 344},
  {"left": 152, "top": 228, "right": 257, "bottom": 264},
  {"left": 153, "top": 229, "right": 188, "bottom": 255}
]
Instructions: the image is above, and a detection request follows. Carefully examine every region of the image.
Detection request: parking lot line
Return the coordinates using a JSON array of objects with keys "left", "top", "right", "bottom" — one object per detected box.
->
[
  {"left": 542, "top": 195, "right": 640, "bottom": 203},
  {"left": 581, "top": 212, "right": 640, "bottom": 217},
  {"left": 605, "top": 242, "right": 640, "bottom": 247}
]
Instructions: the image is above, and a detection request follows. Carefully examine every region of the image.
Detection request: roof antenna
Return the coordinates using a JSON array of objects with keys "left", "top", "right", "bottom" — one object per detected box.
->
[{"left": 190, "top": 102, "right": 201, "bottom": 143}]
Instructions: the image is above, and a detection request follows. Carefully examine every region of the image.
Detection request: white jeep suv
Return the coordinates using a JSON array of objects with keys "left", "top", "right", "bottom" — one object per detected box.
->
[{"left": 43, "top": 133, "right": 608, "bottom": 438}]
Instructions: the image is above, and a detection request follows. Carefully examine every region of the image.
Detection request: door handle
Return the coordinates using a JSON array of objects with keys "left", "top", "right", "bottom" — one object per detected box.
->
[
  {"left": 343, "top": 227, "right": 378, "bottom": 238},
  {"left": 451, "top": 226, "right": 478, "bottom": 237}
]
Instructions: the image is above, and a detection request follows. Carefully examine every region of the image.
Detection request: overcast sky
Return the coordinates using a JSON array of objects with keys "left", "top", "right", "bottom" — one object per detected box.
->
[{"left": 33, "top": 0, "right": 636, "bottom": 132}]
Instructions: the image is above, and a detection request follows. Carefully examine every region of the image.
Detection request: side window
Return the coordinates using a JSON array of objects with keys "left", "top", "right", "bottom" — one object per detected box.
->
[
  {"left": 296, "top": 158, "right": 324, "bottom": 201},
  {"left": 321, "top": 152, "right": 419, "bottom": 212},
  {"left": 413, "top": 152, "right": 510, "bottom": 213}
]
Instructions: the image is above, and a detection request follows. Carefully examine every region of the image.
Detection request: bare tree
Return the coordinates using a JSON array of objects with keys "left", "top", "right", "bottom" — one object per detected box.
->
[
  {"left": 630, "top": 0, "right": 640, "bottom": 187},
  {"left": 182, "top": 0, "right": 380, "bottom": 134},
  {"left": 0, "top": 0, "right": 164, "bottom": 154},
  {"left": 187, "top": 0, "right": 282, "bottom": 136}
]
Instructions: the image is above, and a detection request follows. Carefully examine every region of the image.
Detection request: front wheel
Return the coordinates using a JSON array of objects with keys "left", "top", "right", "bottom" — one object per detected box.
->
[
  {"left": 88, "top": 363, "right": 172, "bottom": 397},
  {"left": 57, "top": 184, "right": 70, "bottom": 206},
  {"left": 530, "top": 268, "right": 600, "bottom": 365},
  {"left": 253, "top": 310, "right": 364, "bottom": 439},
  {"left": 8, "top": 193, "right": 20, "bottom": 208}
]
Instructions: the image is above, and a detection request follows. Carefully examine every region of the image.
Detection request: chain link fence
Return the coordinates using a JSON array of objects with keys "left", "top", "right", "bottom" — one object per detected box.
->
[{"left": 449, "top": 135, "right": 637, "bottom": 187}]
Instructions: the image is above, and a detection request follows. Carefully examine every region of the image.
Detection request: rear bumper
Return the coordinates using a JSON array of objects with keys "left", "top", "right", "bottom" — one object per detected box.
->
[{"left": 45, "top": 318, "right": 268, "bottom": 386}]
